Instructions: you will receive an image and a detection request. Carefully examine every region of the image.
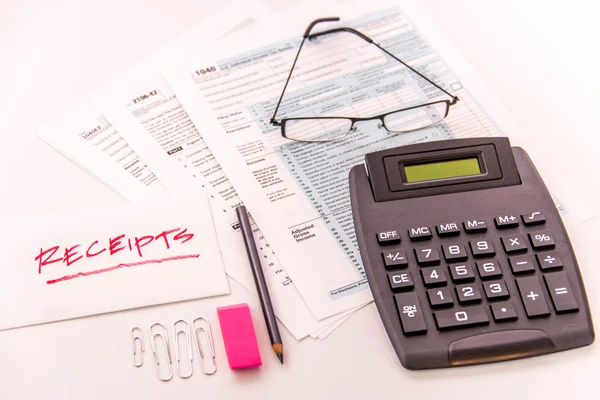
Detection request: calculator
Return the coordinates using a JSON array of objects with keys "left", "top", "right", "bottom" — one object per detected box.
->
[{"left": 349, "top": 137, "right": 594, "bottom": 369}]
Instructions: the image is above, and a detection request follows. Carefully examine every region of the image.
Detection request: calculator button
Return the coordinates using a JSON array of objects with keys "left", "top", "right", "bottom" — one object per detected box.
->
[
  {"left": 408, "top": 226, "right": 432, "bottom": 241},
  {"left": 455, "top": 284, "right": 482, "bottom": 304},
  {"left": 449, "top": 263, "right": 475, "bottom": 283},
  {"left": 427, "top": 287, "right": 454, "bottom": 308},
  {"left": 394, "top": 292, "right": 427, "bottom": 334},
  {"left": 501, "top": 234, "right": 528, "bottom": 253},
  {"left": 463, "top": 220, "right": 487, "bottom": 233},
  {"left": 442, "top": 243, "right": 468, "bottom": 261},
  {"left": 434, "top": 306, "right": 489, "bottom": 330},
  {"left": 516, "top": 276, "right": 550, "bottom": 317},
  {"left": 490, "top": 302, "right": 518, "bottom": 322},
  {"left": 508, "top": 255, "right": 535, "bottom": 274},
  {"left": 388, "top": 271, "right": 414, "bottom": 291},
  {"left": 495, "top": 215, "right": 519, "bottom": 228},
  {"left": 376, "top": 231, "right": 400, "bottom": 245},
  {"left": 528, "top": 231, "right": 555, "bottom": 250},
  {"left": 436, "top": 223, "right": 460, "bottom": 237},
  {"left": 421, "top": 267, "right": 447, "bottom": 287},
  {"left": 469, "top": 239, "right": 496, "bottom": 257},
  {"left": 414, "top": 246, "right": 440, "bottom": 265},
  {"left": 382, "top": 250, "right": 408, "bottom": 269},
  {"left": 483, "top": 281, "right": 510, "bottom": 300},
  {"left": 536, "top": 252, "right": 563, "bottom": 271},
  {"left": 521, "top": 212, "right": 546, "bottom": 226},
  {"left": 544, "top": 271, "right": 579, "bottom": 313},
  {"left": 476, "top": 260, "right": 503, "bottom": 279}
]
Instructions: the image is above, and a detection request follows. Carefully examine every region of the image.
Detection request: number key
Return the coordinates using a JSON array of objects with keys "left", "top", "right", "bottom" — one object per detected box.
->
[
  {"left": 420, "top": 267, "right": 447, "bottom": 287},
  {"left": 449, "top": 263, "right": 475, "bottom": 282},
  {"left": 414, "top": 246, "right": 440, "bottom": 265},
  {"left": 442, "top": 243, "right": 467, "bottom": 261},
  {"left": 469, "top": 239, "right": 496, "bottom": 257},
  {"left": 455, "top": 284, "right": 482, "bottom": 304},
  {"left": 427, "top": 287, "right": 454, "bottom": 308},
  {"left": 476, "top": 260, "right": 503, "bottom": 279},
  {"left": 483, "top": 280, "right": 510, "bottom": 300}
]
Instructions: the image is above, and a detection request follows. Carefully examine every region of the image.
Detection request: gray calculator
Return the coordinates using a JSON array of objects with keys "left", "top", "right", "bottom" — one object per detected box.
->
[{"left": 349, "top": 137, "right": 593, "bottom": 369}]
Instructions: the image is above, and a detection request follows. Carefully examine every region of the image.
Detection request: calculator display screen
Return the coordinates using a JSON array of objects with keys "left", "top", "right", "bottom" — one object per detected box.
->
[{"left": 404, "top": 157, "right": 481, "bottom": 183}]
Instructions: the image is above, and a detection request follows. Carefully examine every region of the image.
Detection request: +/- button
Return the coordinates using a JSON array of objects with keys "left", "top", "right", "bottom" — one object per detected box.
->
[
  {"left": 382, "top": 249, "right": 408, "bottom": 269},
  {"left": 376, "top": 230, "right": 400, "bottom": 245}
]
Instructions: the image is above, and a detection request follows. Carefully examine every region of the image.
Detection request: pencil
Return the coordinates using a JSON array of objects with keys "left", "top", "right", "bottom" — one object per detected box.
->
[{"left": 235, "top": 205, "right": 284, "bottom": 364}]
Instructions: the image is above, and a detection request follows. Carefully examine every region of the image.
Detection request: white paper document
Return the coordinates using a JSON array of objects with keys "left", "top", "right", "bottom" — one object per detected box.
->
[
  {"left": 39, "top": 0, "right": 355, "bottom": 338},
  {"left": 94, "top": 67, "right": 357, "bottom": 337},
  {"left": 0, "top": 197, "right": 228, "bottom": 331},
  {"left": 160, "top": 0, "right": 593, "bottom": 321}
]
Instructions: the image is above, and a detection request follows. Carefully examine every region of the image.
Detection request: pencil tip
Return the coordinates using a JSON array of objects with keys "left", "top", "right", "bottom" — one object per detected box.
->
[{"left": 277, "top": 353, "right": 284, "bottom": 364}]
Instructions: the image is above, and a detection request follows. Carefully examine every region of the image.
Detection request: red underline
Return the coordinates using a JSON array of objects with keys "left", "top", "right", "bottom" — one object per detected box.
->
[{"left": 46, "top": 254, "right": 200, "bottom": 285}]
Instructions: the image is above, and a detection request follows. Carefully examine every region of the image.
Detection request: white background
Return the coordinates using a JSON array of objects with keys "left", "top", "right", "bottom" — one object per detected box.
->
[{"left": 0, "top": 0, "right": 598, "bottom": 399}]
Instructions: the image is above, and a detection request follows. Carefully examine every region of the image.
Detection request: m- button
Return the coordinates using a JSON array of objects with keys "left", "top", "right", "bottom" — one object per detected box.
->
[{"left": 377, "top": 230, "right": 400, "bottom": 245}]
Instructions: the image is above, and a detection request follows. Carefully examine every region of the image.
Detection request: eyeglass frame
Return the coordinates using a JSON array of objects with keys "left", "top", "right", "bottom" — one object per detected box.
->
[{"left": 269, "top": 17, "right": 460, "bottom": 142}]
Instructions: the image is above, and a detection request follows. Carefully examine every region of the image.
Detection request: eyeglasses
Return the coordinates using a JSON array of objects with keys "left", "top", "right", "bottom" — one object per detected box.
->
[{"left": 270, "top": 17, "right": 460, "bottom": 143}]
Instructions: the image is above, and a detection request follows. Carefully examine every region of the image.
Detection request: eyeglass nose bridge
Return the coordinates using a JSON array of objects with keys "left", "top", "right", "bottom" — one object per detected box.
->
[{"left": 348, "top": 116, "right": 388, "bottom": 132}]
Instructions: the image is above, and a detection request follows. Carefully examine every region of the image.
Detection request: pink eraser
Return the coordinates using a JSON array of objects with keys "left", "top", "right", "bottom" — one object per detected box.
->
[{"left": 217, "top": 303, "right": 262, "bottom": 369}]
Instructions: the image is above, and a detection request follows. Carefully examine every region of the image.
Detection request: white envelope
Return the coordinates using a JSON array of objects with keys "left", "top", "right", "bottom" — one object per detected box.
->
[{"left": 0, "top": 196, "right": 229, "bottom": 330}]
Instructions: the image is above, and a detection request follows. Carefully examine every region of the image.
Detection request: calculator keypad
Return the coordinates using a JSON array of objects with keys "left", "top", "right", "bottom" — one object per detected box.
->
[{"left": 381, "top": 211, "right": 580, "bottom": 335}]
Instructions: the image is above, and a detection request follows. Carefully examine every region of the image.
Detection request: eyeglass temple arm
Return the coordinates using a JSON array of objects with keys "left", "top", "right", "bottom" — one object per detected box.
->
[
  {"left": 271, "top": 18, "right": 341, "bottom": 124},
  {"left": 271, "top": 19, "right": 459, "bottom": 125},
  {"left": 309, "top": 26, "right": 458, "bottom": 104}
]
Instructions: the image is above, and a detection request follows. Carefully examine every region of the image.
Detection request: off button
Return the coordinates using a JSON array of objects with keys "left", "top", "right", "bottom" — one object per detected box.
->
[{"left": 377, "top": 230, "right": 401, "bottom": 245}]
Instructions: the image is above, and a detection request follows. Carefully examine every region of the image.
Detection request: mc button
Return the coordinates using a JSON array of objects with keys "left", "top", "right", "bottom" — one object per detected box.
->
[{"left": 376, "top": 230, "right": 400, "bottom": 245}]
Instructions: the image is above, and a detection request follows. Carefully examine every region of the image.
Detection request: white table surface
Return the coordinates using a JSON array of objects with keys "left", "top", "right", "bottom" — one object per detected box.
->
[{"left": 0, "top": 0, "right": 598, "bottom": 398}]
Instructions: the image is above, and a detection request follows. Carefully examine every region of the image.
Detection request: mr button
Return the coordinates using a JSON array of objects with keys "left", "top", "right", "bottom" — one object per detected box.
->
[{"left": 377, "top": 230, "right": 400, "bottom": 245}]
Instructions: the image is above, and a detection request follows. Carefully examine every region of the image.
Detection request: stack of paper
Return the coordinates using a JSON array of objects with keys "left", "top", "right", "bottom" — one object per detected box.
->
[{"left": 37, "top": 0, "right": 594, "bottom": 340}]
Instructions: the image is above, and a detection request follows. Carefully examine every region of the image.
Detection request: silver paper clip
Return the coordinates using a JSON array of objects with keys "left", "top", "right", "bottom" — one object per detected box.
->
[
  {"left": 192, "top": 317, "right": 217, "bottom": 375},
  {"left": 149, "top": 323, "right": 173, "bottom": 382},
  {"left": 173, "top": 320, "right": 194, "bottom": 379},
  {"left": 132, "top": 327, "right": 144, "bottom": 367}
]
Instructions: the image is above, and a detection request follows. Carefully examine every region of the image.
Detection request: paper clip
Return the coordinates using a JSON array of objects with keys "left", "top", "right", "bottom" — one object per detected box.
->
[
  {"left": 192, "top": 317, "right": 217, "bottom": 375},
  {"left": 149, "top": 323, "right": 173, "bottom": 382},
  {"left": 172, "top": 320, "right": 194, "bottom": 379},
  {"left": 132, "top": 327, "right": 144, "bottom": 367}
]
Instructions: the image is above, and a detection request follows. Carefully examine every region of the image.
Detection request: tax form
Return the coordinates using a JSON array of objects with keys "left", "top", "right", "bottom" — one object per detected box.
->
[
  {"left": 94, "top": 68, "right": 357, "bottom": 337},
  {"left": 161, "top": 0, "right": 593, "bottom": 320},
  {"left": 39, "top": 0, "right": 357, "bottom": 339}
]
